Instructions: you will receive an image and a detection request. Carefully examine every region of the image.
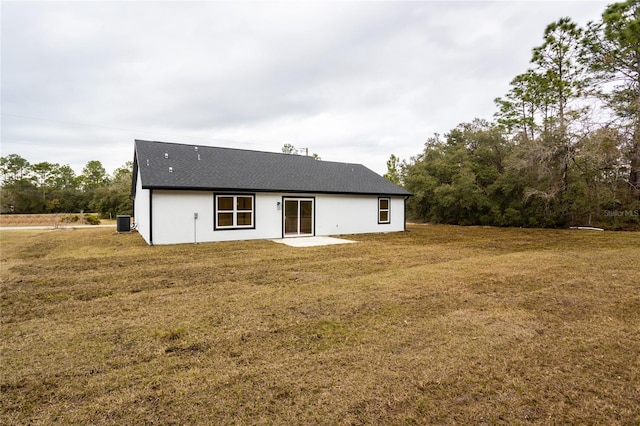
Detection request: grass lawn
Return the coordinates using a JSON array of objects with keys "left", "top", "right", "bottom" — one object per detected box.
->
[{"left": 1, "top": 225, "right": 639, "bottom": 425}]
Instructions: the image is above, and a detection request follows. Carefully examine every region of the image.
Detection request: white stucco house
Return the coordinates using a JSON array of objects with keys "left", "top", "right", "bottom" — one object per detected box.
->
[{"left": 131, "top": 139, "right": 412, "bottom": 245}]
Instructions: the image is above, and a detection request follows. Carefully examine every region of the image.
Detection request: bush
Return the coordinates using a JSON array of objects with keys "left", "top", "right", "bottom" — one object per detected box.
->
[
  {"left": 85, "top": 214, "right": 101, "bottom": 225},
  {"left": 60, "top": 215, "right": 80, "bottom": 223}
]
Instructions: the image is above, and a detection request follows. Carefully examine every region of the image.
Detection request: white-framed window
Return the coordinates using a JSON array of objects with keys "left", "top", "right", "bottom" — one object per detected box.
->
[
  {"left": 378, "top": 197, "right": 391, "bottom": 224},
  {"left": 215, "top": 194, "right": 255, "bottom": 230}
]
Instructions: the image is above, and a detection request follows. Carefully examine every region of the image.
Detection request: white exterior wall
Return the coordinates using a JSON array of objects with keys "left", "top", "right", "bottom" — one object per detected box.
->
[
  {"left": 314, "top": 194, "right": 406, "bottom": 236},
  {"left": 149, "top": 191, "right": 282, "bottom": 245},
  {"left": 133, "top": 169, "right": 151, "bottom": 244},
  {"left": 134, "top": 189, "right": 406, "bottom": 245}
]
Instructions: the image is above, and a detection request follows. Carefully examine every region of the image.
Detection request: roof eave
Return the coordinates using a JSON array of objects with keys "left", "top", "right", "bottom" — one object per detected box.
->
[{"left": 139, "top": 184, "right": 411, "bottom": 197}]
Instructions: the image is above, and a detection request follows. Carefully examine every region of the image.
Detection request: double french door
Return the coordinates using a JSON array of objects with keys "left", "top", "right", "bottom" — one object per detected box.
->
[{"left": 283, "top": 198, "right": 314, "bottom": 237}]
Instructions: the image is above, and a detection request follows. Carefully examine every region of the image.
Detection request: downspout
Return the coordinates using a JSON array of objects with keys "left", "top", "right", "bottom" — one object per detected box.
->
[
  {"left": 129, "top": 194, "right": 135, "bottom": 218},
  {"left": 149, "top": 189, "right": 154, "bottom": 246}
]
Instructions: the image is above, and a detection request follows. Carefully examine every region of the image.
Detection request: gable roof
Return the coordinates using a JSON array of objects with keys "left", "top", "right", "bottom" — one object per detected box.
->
[{"left": 132, "top": 139, "right": 411, "bottom": 196}]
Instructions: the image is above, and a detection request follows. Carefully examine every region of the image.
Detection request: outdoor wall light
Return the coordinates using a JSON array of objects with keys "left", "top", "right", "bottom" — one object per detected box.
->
[{"left": 277, "top": 201, "right": 281, "bottom": 210}]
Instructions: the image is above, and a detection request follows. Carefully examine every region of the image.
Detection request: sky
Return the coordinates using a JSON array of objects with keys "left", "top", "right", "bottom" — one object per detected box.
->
[{"left": 1, "top": 0, "right": 612, "bottom": 176}]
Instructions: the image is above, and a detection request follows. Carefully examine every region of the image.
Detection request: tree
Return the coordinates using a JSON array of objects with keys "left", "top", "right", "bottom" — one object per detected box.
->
[
  {"left": 52, "top": 165, "right": 78, "bottom": 190},
  {"left": 383, "top": 154, "right": 402, "bottom": 184},
  {"left": 0, "top": 154, "right": 30, "bottom": 184},
  {"left": 494, "top": 70, "right": 544, "bottom": 141},
  {"left": 112, "top": 161, "right": 133, "bottom": 183},
  {"left": 81, "top": 160, "right": 109, "bottom": 190},
  {"left": 89, "top": 162, "right": 133, "bottom": 218},
  {"left": 494, "top": 17, "right": 588, "bottom": 223},
  {"left": 403, "top": 121, "right": 514, "bottom": 225},
  {"left": 0, "top": 154, "right": 33, "bottom": 213},
  {"left": 31, "top": 162, "right": 59, "bottom": 203},
  {"left": 582, "top": 0, "right": 640, "bottom": 199},
  {"left": 282, "top": 144, "right": 299, "bottom": 155},
  {"left": 531, "top": 18, "right": 587, "bottom": 197},
  {"left": 281, "top": 144, "right": 321, "bottom": 159},
  {"left": 532, "top": 18, "right": 586, "bottom": 134},
  {"left": 570, "top": 126, "right": 625, "bottom": 224},
  {"left": 46, "top": 164, "right": 82, "bottom": 213},
  {"left": 400, "top": 4, "right": 640, "bottom": 229}
]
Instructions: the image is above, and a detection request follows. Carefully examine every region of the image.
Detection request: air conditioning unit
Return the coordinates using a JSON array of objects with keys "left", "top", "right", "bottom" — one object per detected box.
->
[{"left": 117, "top": 215, "right": 131, "bottom": 232}]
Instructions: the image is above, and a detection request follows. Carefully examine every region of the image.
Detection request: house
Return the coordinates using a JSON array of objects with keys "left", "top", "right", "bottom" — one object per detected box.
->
[{"left": 131, "top": 139, "right": 412, "bottom": 245}]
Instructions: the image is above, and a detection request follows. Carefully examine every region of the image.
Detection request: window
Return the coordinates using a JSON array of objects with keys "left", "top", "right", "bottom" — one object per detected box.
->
[
  {"left": 378, "top": 197, "right": 390, "bottom": 224},
  {"left": 215, "top": 194, "right": 255, "bottom": 230}
]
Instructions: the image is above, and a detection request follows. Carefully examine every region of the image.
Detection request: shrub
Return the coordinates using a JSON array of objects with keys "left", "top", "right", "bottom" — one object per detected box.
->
[
  {"left": 60, "top": 215, "right": 80, "bottom": 223},
  {"left": 85, "top": 214, "right": 101, "bottom": 225}
]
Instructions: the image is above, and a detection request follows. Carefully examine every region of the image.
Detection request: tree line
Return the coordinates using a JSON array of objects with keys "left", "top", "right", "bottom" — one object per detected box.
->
[
  {"left": 387, "top": 0, "right": 640, "bottom": 230},
  {"left": 0, "top": 154, "right": 132, "bottom": 219},
  {"left": 0, "top": 142, "right": 319, "bottom": 219}
]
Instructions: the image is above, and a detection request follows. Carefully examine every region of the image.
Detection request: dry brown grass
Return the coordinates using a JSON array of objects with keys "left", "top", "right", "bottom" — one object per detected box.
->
[
  {"left": 1, "top": 225, "right": 639, "bottom": 425},
  {"left": 0, "top": 214, "right": 111, "bottom": 227},
  {"left": 0, "top": 214, "right": 65, "bottom": 227}
]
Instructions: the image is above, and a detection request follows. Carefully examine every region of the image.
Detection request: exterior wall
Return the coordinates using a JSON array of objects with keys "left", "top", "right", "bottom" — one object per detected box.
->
[
  {"left": 133, "top": 169, "right": 151, "bottom": 244},
  {"left": 134, "top": 189, "right": 406, "bottom": 245},
  {"left": 150, "top": 190, "right": 282, "bottom": 245},
  {"left": 315, "top": 194, "right": 406, "bottom": 236}
]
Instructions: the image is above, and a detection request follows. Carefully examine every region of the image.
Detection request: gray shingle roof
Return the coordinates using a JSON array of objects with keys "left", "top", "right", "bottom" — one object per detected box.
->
[{"left": 133, "top": 139, "right": 411, "bottom": 196}]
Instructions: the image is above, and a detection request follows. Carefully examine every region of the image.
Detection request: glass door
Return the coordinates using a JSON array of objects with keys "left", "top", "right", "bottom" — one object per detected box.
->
[{"left": 283, "top": 198, "right": 314, "bottom": 237}]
